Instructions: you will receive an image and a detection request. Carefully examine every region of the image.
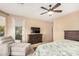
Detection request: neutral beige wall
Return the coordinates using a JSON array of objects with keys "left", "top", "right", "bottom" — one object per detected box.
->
[
  {"left": 5, "top": 15, "right": 53, "bottom": 43},
  {"left": 5, "top": 15, "right": 15, "bottom": 39},
  {"left": 53, "top": 11, "right": 79, "bottom": 41},
  {"left": 25, "top": 18, "right": 53, "bottom": 42},
  {"left": 14, "top": 16, "right": 26, "bottom": 42},
  {"left": 4, "top": 10, "right": 79, "bottom": 42}
]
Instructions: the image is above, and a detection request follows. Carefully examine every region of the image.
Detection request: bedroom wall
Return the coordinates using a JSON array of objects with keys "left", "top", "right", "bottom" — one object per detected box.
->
[
  {"left": 24, "top": 18, "right": 53, "bottom": 42},
  {"left": 53, "top": 11, "right": 79, "bottom": 41},
  {"left": 5, "top": 15, "right": 53, "bottom": 43},
  {"left": 5, "top": 15, "right": 15, "bottom": 39}
]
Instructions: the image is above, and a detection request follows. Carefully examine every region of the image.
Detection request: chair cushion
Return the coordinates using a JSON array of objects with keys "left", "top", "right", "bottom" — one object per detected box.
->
[
  {"left": 11, "top": 43, "right": 31, "bottom": 52},
  {"left": 11, "top": 43, "right": 33, "bottom": 56}
]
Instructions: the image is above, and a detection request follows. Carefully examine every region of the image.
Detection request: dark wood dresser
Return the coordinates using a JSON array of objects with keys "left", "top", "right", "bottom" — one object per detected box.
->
[{"left": 28, "top": 34, "right": 42, "bottom": 44}]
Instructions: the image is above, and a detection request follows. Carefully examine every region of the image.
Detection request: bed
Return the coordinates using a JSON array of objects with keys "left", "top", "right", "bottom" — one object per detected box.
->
[{"left": 32, "top": 30, "right": 79, "bottom": 56}]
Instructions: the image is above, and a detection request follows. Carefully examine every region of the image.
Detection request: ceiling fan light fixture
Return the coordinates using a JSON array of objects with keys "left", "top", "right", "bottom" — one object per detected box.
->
[
  {"left": 40, "top": 3, "right": 62, "bottom": 15},
  {"left": 48, "top": 11, "right": 53, "bottom": 15}
]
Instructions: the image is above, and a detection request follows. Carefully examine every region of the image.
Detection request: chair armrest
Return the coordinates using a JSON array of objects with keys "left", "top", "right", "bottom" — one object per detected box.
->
[{"left": 0, "top": 43, "right": 10, "bottom": 56}]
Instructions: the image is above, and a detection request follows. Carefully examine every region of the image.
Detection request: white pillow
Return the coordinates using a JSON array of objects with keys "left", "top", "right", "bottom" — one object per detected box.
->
[
  {"left": 0, "top": 37, "right": 4, "bottom": 44},
  {"left": 0, "top": 36, "right": 15, "bottom": 44}
]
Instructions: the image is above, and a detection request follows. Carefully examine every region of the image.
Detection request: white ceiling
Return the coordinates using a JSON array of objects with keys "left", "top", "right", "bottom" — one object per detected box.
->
[{"left": 0, "top": 3, "right": 79, "bottom": 22}]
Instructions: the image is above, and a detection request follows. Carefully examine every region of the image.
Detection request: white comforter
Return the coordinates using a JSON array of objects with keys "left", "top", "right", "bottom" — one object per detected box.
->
[{"left": 33, "top": 40, "right": 79, "bottom": 56}]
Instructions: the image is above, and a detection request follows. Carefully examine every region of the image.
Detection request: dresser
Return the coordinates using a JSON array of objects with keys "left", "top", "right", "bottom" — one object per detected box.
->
[{"left": 28, "top": 34, "right": 42, "bottom": 44}]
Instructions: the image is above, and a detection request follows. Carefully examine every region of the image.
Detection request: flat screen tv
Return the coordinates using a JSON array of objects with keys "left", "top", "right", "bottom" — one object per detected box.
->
[{"left": 31, "top": 27, "right": 40, "bottom": 33}]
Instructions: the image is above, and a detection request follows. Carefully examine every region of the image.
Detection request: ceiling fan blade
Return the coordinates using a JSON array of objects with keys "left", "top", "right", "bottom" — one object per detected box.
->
[
  {"left": 41, "top": 6, "right": 48, "bottom": 10},
  {"left": 53, "top": 10, "right": 62, "bottom": 12},
  {"left": 51, "top": 3, "right": 61, "bottom": 10},
  {"left": 40, "top": 12, "right": 48, "bottom": 15}
]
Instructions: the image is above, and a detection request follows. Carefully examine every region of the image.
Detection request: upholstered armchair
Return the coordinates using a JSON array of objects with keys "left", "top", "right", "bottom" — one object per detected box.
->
[{"left": 0, "top": 36, "right": 34, "bottom": 56}]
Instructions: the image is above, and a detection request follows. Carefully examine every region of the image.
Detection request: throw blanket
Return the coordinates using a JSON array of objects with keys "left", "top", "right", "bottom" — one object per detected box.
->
[{"left": 33, "top": 40, "right": 79, "bottom": 56}]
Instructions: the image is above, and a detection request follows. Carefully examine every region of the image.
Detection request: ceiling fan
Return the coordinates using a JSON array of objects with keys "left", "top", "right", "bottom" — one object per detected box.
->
[{"left": 40, "top": 3, "right": 62, "bottom": 16}]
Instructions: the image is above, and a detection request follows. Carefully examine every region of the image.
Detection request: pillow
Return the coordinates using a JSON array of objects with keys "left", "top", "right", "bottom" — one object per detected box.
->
[
  {"left": 0, "top": 37, "right": 4, "bottom": 43},
  {"left": 0, "top": 36, "right": 15, "bottom": 44}
]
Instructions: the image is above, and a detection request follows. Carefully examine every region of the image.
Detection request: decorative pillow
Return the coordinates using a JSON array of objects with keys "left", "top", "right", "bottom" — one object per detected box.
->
[{"left": 0, "top": 36, "right": 15, "bottom": 44}]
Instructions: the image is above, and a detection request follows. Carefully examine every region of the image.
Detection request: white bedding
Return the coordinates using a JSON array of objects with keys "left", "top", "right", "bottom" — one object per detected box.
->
[{"left": 33, "top": 40, "right": 79, "bottom": 56}]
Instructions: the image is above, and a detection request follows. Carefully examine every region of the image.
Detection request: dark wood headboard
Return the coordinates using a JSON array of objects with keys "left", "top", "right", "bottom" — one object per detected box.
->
[{"left": 64, "top": 30, "right": 79, "bottom": 41}]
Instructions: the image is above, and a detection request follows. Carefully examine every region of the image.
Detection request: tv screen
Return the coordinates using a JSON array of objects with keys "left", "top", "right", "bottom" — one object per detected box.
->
[{"left": 31, "top": 27, "right": 40, "bottom": 33}]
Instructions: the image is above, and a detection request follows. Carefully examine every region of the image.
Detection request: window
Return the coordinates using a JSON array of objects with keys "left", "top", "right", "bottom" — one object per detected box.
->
[
  {"left": 15, "top": 26, "right": 22, "bottom": 40},
  {"left": 0, "top": 16, "right": 5, "bottom": 37},
  {"left": 15, "top": 19, "right": 22, "bottom": 41}
]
